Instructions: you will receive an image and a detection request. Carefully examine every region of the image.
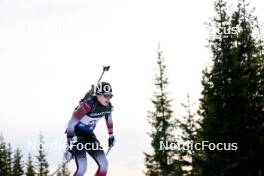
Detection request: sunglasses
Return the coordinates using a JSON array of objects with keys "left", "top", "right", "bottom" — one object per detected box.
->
[{"left": 103, "top": 94, "right": 113, "bottom": 99}]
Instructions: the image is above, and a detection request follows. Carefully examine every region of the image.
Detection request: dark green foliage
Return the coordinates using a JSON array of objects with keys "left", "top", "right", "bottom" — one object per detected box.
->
[
  {"left": 144, "top": 46, "right": 183, "bottom": 176},
  {"left": 35, "top": 134, "right": 49, "bottom": 176},
  {"left": 177, "top": 94, "right": 201, "bottom": 175},
  {"left": 0, "top": 134, "right": 48, "bottom": 176},
  {"left": 7, "top": 143, "right": 13, "bottom": 176},
  {"left": 197, "top": 0, "right": 264, "bottom": 175},
  {"left": 0, "top": 134, "right": 9, "bottom": 176},
  {"left": 26, "top": 153, "right": 36, "bottom": 176},
  {"left": 13, "top": 148, "right": 24, "bottom": 176}
]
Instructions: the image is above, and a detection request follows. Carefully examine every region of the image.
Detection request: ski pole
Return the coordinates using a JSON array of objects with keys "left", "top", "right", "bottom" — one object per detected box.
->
[{"left": 106, "top": 146, "right": 112, "bottom": 156}]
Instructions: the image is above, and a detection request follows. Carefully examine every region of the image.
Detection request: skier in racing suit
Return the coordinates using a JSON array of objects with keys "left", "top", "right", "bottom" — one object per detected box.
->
[{"left": 64, "top": 82, "right": 115, "bottom": 176}]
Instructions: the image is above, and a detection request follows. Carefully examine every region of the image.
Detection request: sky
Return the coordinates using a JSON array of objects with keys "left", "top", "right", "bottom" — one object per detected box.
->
[{"left": 0, "top": 0, "right": 264, "bottom": 175}]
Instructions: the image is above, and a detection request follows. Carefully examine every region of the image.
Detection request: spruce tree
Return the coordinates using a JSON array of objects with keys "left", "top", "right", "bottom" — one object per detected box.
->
[
  {"left": 198, "top": 0, "right": 264, "bottom": 175},
  {"left": 56, "top": 163, "right": 70, "bottom": 176},
  {"left": 26, "top": 153, "right": 36, "bottom": 176},
  {"left": 0, "top": 134, "right": 9, "bottom": 176},
  {"left": 61, "top": 163, "right": 70, "bottom": 176},
  {"left": 12, "top": 148, "right": 24, "bottom": 176},
  {"left": 177, "top": 94, "right": 200, "bottom": 175},
  {"left": 144, "top": 45, "right": 182, "bottom": 176},
  {"left": 7, "top": 143, "right": 13, "bottom": 176},
  {"left": 36, "top": 134, "right": 49, "bottom": 176}
]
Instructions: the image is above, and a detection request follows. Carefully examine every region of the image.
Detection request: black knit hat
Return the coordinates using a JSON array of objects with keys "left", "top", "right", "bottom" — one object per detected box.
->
[{"left": 96, "top": 82, "right": 112, "bottom": 95}]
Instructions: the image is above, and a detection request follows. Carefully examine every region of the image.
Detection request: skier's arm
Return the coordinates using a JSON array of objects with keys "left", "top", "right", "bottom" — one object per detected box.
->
[
  {"left": 66, "top": 101, "right": 92, "bottom": 138},
  {"left": 105, "top": 113, "right": 115, "bottom": 147},
  {"left": 105, "top": 113, "right": 113, "bottom": 135}
]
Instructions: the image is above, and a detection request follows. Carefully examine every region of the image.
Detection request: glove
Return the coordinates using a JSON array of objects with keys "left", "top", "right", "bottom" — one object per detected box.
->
[
  {"left": 108, "top": 134, "right": 115, "bottom": 148},
  {"left": 64, "top": 136, "right": 77, "bottom": 162},
  {"left": 67, "top": 136, "right": 77, "bottom": 147},
  {"left": 64, "top": 150, "right": 73, "bottom": 162}
]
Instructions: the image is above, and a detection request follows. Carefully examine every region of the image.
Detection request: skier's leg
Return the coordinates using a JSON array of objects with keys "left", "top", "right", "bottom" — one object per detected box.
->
[
  {"left": 91, "top": 150, "right": 108, "bottom": 176},
  {"left": 86, "top": 135, "right": 108, "bottom": 176},
  {"left": 73, "top": 143, "right": 87, "bottom": 176}
]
